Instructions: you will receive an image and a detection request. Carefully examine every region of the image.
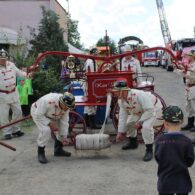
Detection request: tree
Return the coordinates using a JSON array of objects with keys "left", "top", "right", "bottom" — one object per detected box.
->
[
  {"left": 29, "top": 6, "right": 68, "bottom": 56},
  {"left": 28, "top": 6, "right": 68, "bottom": 101},
  {"left": 68, "top": 16, "right": 83, "bottom": 49},
  {"left": 96, "top": 38, "right": 118, "bottom": 55}
]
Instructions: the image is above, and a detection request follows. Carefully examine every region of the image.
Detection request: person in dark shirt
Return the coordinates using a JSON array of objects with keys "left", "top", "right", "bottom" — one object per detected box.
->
[{"left": 155, "top": 105, "right": 195, "bottom": 195}]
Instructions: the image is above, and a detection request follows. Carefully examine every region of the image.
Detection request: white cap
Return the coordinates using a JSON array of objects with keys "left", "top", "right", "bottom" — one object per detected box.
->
[{"left": 123, "top": 45, "right": 132, "bottom": 52}]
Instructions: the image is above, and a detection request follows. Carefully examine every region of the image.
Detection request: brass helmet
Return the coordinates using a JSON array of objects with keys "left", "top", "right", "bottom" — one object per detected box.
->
[
  {"left": 89, "top": 48, "right": 99, "bottom": 55},
  {"left": 0, "top": 49, "right": 8, "bottom": 59},
  {"left": 112, "top": 77, "right": 130, "bottom": 91},
  {"left": 59, "top": 92, "right": 75, "bottom": 109},
  {"left": 66, "top": 55, "right": 75, "bottom": 69},
  {"left": 187, "top": 50, "right": 195, "bottom": 58}
]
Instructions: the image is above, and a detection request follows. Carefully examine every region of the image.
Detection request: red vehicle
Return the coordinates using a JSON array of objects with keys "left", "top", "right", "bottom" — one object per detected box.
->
[{"left": 143, "top": 51, "right": 160, "bottom": 67}]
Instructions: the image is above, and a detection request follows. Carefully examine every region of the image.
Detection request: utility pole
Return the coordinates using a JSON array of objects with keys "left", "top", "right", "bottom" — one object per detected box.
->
[
  {"left": 104, "top": 30, "right": 109, "bottom": 56},
  {"left": 194, "top": 25, "right": 195, "bottom": 38},
  {"left": 66, "top": 0, "right": 69, "bottom": 14}
]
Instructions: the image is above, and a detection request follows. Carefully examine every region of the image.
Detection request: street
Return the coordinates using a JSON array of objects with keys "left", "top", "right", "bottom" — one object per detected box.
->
[{"left": 0, "top": 67, "right": 195, "bottom": 195}]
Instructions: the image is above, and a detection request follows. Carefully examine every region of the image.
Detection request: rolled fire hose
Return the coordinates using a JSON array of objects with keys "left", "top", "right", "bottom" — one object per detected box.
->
[{"left": 75, "top": 93, "right": 112, "bottom": 150}]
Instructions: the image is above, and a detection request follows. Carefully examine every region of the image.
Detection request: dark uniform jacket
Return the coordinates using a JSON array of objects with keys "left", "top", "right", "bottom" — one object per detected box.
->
[{"left": 155, "top": 132, "right": 195, "bottom": 193}]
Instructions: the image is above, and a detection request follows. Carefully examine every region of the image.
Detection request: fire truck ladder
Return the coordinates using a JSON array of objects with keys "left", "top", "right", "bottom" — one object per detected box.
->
[{"left": 156, "top": 0, "right": 172, "bottom": 45}]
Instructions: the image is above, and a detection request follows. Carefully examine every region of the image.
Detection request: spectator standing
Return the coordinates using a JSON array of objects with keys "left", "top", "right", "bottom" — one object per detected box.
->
[
  {"left": 0, "top": 49, "right": 30, "bottom": 140},
  {"left": 83, "top": 48, "right": 101, "bottom": 129},
  {"left": 155, "top": 105, "right": 195, "bottom": 195},
  {"left": 120, "top": 45, "right": 143, "bottom": 85},
  {"left": 17, "top": 77, "right": 29, "bottom": 116},
  {"left": 173, "top": 50, "right": 195, "bottom": 132}
]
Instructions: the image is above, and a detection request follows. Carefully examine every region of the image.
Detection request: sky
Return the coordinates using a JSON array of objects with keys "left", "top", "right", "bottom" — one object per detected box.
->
[{"left": 57, "top": 0, "right": 195, "bottom": 49}]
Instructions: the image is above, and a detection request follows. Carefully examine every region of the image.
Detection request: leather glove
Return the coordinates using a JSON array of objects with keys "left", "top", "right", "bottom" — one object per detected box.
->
[
  {"left": 116, "top": 132, "right": 126, "bottom": 143},
  {"left": 62, "top": 138, "right": 73, "bottom": 146},
  {"left": 134, "top": 122, "right": 142, "bottom": 129}
]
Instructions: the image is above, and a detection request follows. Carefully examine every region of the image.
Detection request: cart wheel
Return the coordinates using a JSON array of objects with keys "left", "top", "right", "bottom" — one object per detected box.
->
[
  {"left": 68, "top": 111, "right": 86, "bottom": 144},
  {"left": 112, "top": 91, "right": 166, "bottom": 143}
]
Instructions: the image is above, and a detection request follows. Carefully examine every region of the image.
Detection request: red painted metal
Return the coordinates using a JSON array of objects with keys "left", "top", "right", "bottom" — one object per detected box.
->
[
  {"left": 29, "top": 46, "right": 178, "bottom": 72},
  {"left": 86, "top": 71, "right": 133, "bottom": 103}
]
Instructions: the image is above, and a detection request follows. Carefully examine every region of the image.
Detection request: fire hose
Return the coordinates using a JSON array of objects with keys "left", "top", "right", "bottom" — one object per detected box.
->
[{"left": 0, "top": 115, "right": 32, "bottom": 151}]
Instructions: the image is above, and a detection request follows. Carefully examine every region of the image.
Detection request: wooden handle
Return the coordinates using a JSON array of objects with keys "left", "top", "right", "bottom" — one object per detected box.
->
[{"left": 0, "top": 141, "right": 16, "bottom": 151}]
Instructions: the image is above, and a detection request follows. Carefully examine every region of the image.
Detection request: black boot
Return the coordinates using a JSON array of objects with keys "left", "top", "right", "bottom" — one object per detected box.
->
[
  {"left": 12, "top": 131, "right": 24, "bottom": 137},
  {"left": 181, "top": 117, "right": 194, "bottom": 131},
  {"left": 89, "top": 115, "right": 101, "bottom": 129},
  {"left": 192, "top": 139, "right": 195, "bottom": 146},
  {"left": 38, "top": 146, "right": 48, "bottom": 164},
  {"left": 84, "top": 114, "right": 90, "bottom": 127},
  {"left": 143, "top": 144, "right": 153, "bottom": 162},
  {"left": 190, "top": 127, "right": 195, "bottom": 132},
  {"left": 54, "top": 139, "right": 71, "bottom": 157},
  {"left": 122, "top": 137, "right": 138, "bottom": 150}
]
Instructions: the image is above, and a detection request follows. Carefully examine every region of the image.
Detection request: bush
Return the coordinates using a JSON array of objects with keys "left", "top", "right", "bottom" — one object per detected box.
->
[{"left": 32, "top": 69, "right": 64, "bottom": 102}]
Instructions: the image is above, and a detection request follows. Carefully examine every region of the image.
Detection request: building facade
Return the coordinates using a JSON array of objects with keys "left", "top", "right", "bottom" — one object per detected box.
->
[{"left": 0, "top": 0, "right": 68, "bottom": 50}]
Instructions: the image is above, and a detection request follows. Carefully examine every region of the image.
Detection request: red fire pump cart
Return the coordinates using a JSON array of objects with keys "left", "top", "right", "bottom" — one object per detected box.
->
[{"left": 0, "top": 47, "right": 178, "bottom": 148}]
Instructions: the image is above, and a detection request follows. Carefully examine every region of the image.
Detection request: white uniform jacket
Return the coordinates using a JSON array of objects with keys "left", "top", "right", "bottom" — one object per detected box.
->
[
  {"left": 174, "top": 61, "right": 195, "bottom": 100},
  {"left": 0, "top": 61, "right": 27, "bottom": 103},
  {"left": 83, "top": 59, "right": 96, "bottom": 115},
  {"left": 84, "top": 58, "right": 96, "bottom": 72},
  {"left": 121, "top": 57, "right": 142, "bottom": 83},
  {"left": 31, "top": 93, "right": 70, "bottom": 139},
  {"left": 118, "top": 89, "right": 158, "bottom": 133}
]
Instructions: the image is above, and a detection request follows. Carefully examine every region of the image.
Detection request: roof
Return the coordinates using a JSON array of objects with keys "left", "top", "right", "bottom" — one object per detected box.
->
[
  {"left": 97, "top": 46, "right": 110, "bottom": 52},
  {"left": 68, "top": 43, "right": 85, "bottom": 54},
  {"left": 0, "top": 27, "right": 26, "bottom": 45}
]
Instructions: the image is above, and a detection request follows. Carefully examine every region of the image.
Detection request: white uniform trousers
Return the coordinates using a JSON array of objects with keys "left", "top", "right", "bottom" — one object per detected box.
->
[
  {"left": 126, "top": 114, "right": 156, "bottom": 144},
  {"left": 0, "top": 102, "right": 22, "bottom": 136},
  {"left": 82, "top": 81, "right": 96, "bottom": 115},
  {"left": 31, "top": 105, "right": 65, "bottom": 147},
  {"left": 126, "top": 99, "right": 162, "bottom": 144},
  {"left": 186, "top": 98, "right": 195, "bottom": 117}
]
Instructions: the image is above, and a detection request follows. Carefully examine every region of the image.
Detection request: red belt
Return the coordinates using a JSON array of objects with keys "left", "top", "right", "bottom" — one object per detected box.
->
[{"left": 0, "top": 88, "right": 15, "bottom": 94}]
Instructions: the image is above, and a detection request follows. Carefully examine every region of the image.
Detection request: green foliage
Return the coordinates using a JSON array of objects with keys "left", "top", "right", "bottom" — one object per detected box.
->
[
  {"left": 29, "top": 6, "right": 68, "bottom": 56},
  {"left": 32, "top": 69, "right": 64, "bottom": 101},
  {"left": 27, "top": 6, "right": 70, "bottom": 101},
  {"left": 68, "top": 16, "right": 83, "bottom": 49},
  {"left": 96, "top": 38, "right": 118, "bottom": 55}
]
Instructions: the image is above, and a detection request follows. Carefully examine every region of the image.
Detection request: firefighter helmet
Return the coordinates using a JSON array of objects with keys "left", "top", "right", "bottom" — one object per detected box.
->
[
  {"left": 0, "top": 49, "right": 8, "bottom": 59},
  {"left": 89, "top": 48, "right": 99, "bottom": 55},
  {"left": 112, "top": 77, "right": 130, "bottom": 91},
  {"left": 59, "top": 92, "right": 75, "bottom": 109},
  {"left": 187, "top": 50, "right": 195, "bottom": 58}
]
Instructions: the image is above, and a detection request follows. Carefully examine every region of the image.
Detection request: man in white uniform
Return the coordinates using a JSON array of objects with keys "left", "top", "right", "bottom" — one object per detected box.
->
[
  {"left": 31, "top": 92, "right": 75, "bottom": 164},
  {"left": 113, "top": 78, "right": 162, "bottom": 161},
  {"left": 83, "top": 48, "right": 101, "bottom": 129},
  {"left": 120, "top": 45, "right": 143, "bottom": 85},
  {"left": 173, "top": 50, "right": 195, "bottom": 132},
  {"left": 0, "top": 49, "right": 29, "bottom": 140}
]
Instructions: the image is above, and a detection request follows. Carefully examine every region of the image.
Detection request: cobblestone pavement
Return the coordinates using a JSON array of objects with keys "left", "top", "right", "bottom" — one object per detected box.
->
[{"left": 0, "top": 67, "right": 195, "bottom": 195}]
